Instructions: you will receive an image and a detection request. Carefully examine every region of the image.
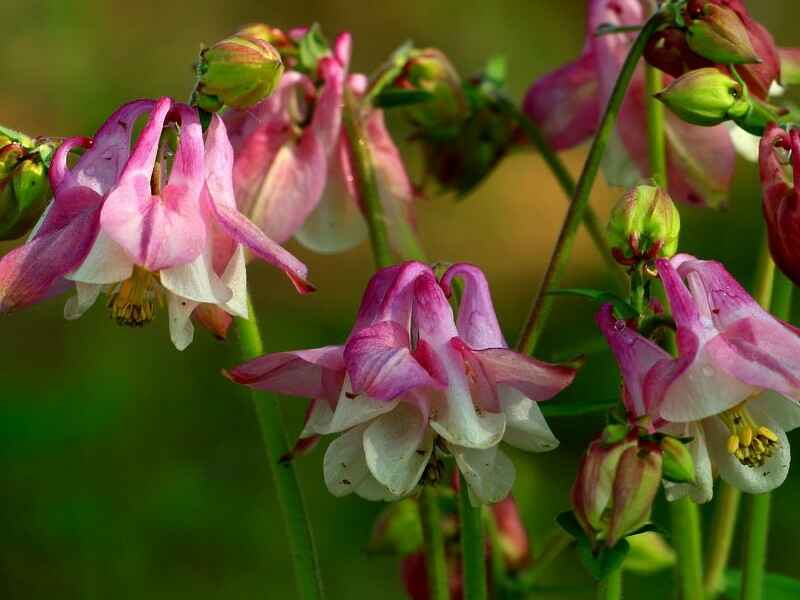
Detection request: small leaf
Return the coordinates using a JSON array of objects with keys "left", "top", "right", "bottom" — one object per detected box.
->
[
  {"left": 373, "top": 88, "right": 435, "bottom": 108},
  {"left": 577, "top": 538, "right": 630, "bottom": 581},
  {"left": 556, "top": 510, "right": 586, "bottom": 539},
  {"left": 547, "top": 288, "right": 639, "bottom": 320},
  {"left": 540, "top": 397, "right": 618, "bottom": 418},
  {"left": 725, "top": 569, "right": 800, "bottom": 598},
  {"left": 297, "top": 23, "right": 330, "bottom": 75},
  {"left": 628, "top": 522, "right": 669, "bottom": 538}
]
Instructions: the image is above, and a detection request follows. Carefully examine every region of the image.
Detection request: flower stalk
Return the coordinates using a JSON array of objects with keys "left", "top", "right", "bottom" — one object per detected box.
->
[
  {"left": 515, "top": 12, "right": 666, "bottom": 355},
  {"left": 670, "top": 497, "right": 704, "bottom": 600},
  {"left": 459, "top": 474, "right": 487, "bottom": 600},
  {"left": 419, "top": 486, "right": 449, "bottom": 600},
  {"left": 235, "top": 297, "right": 325, "bottom": 600},
  {"left": 704, "top": 483, "right": 742, "bottom": 598},
  {"left": 597, "top": 568, "right": 623, "bottom": 600},
  {"left": 645, "top": 64, "right": 667, "bottom": 187}
]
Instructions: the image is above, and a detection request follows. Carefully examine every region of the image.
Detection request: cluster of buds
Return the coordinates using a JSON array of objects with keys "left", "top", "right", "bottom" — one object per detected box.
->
[
  {"left": 194, "top": 27, "right": 284, "bottom": 112},
  {"left": 606, "top": 185, "right": 681, "bottom": 266},
  {"left": 0, "top": 131, "right": 53, "bottom": 241},
  {"left": 572, "top": 423, "right": 694, "bottom": 550}
]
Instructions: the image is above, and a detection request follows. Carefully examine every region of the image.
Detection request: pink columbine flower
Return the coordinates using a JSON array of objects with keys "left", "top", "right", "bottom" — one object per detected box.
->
[
  {"left": 227, "top": 261, "right": 575, "bottom": 503},
  {"left": 0, "top": 98, "right": 312, "bottom": 350},
  {"left": 523, "top": 0, "right": 738, "bottom": 208},
  {"left": 224, "top": 31, "right": 415, "bottom": 255},
  {"left": 597, "top": 255, "right": 800, "bottom": 501}
]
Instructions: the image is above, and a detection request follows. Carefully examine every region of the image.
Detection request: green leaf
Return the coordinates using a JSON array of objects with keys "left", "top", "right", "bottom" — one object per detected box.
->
[
  {"left": 363, "top": 41, "right": 416, "bottom": 106},
  {"left": 577, "top": 538, "right": 630, "bottom": 581},
  {"left": 373, "top": 88, "right": 435, "bottom": 108},
  {"left": 0, "top": 124, "right": 33, "bottom": 147},
  {"left": 725, "top": 569, "right": 800, "bottom": 598},
  {"left": 297, "top": 23, "right": 330, "bottom": 75},
  {"left": 540, "top": 397, "right": 618, "bottom": 418},
  {"left": 547, "top": 288, "right": 639, "bottom": 320}
]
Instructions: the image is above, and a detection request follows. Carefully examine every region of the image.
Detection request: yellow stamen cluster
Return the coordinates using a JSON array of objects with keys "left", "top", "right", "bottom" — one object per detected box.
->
[
  {"left": 107, "top": 267, "right": 163, "bottom": 327},
  {"left": 720, "top": 403, "right": 779, "bottom": 467}
]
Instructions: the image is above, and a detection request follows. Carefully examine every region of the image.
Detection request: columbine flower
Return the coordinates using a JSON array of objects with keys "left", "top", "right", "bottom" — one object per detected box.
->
[
  {"left": 0, "top": 98, "right": 312, "bottom": 350},
  {"left": 523, "top": 0, "right": 741, "bottom": 208},
  {"left": 759, "top": 124, "right": 800, "bottom": 288},
  {"left": 227, "top": 261, "right": 575, "bottom": 503},
  {"left": 597, "top": 255, "right": 800, "bottom": 501},
  {"left": 224, "top": 29, "right": 415, "bottom": 255}
]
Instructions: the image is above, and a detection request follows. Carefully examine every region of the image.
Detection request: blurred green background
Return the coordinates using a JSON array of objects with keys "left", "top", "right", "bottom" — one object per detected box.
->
[{"left": 1, "top": 1, "right": 798, "bottom": 598}]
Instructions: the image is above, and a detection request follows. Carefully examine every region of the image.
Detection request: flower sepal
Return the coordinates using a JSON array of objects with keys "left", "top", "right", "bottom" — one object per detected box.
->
[{"left": 685, "top": 1, "right": 762, "bottom": 65}]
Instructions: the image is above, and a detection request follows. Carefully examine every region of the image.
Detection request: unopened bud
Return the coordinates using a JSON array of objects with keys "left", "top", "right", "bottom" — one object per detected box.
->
[
  {"left": 490, "top": 495, "right": 530, "bottom": 570},
  {"left": 607, "top": 186, "right": 680, "bottom": 265},
  {"left": 645, "top": 28, "right": 714, "bottom": 79},
  {"left": 660, "top": 436, "right": 696, "bottom": 484},
  {"left": 237, "top": 23, "right": 293, "bottom": 49},
  {"left": 196, "top": 34, "right": 284, "bottom": 112},
  {"left": 779, "top": 48, "right": 800, "bottom": 87},
  {"left": 368, "top": 498, "right": 423, "bottom": 555},
  {"left": 686, "top": 2, "right": 761, "bottom": 65},
  {"left": 401, "top": 48, "right": 468, "bottom": 129},
  {"left": 606, "top": 444, "right": 662, "bottom": 547},
  {"left": 0, "top": 152, "right": 51, "bottom": 241},
  {"left": 655, "top": 68, "right": 751, "bottom": 126}
]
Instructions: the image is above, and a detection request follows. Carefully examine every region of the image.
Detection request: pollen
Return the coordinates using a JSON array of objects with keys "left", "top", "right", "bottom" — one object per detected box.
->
[
  {"left": 720, "top": 403, "right": 778, "bottom": 468},
  {"left": 107, "top": 267, "right": 163, "bottom": 327}
]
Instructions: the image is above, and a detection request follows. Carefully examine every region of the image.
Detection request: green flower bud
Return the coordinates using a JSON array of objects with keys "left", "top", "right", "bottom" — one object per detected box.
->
[
  {"left": 0, "top": 145, "right": 51, "bottom": 241},
  {"left": 607, "top": 185, "right": 681, "bottom": 264},
  {"left": 655, "top": 67, "right": 751, "bottom": 127},
  {"left": 368, "top": 498, "right": 423, "bottom": 555},
  {"left": 196, "top": 34, "right": 284, "bottom": 112},
  {"left": 660, "top": 436, "right": 696, "bottom": 484},
  {"left": 686, "top": 3, "right": 761, "bottom": 65},
  {"left": 402, "top": 48, "right": 468, "bottom": 129}
]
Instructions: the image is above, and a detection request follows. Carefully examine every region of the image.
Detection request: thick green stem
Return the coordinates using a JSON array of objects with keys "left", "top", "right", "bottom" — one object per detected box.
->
[
  {"left": 598, "top": 568, "right": 623, "bottom": 600},
  {"left": 515, "top": 14, "right": 665, "bottom": 355},
  {"left": 458, "top": 475, "right": 487, "bottom": 600},
  {"left": 342, "top": 89, "right": 395, "bottom": 269},
  {"left": 740, "top": 494, "right": 771, "bottom": 600},
  {"left": 235, "top": 297, "right": 325, "bottom": 600},
  {"left": 645, "top": 64, "right": 667, "bottom": 187},
  {"left": 496, "top": 98, "right": 623, "bottom": 285},
  {"left": 670, "top": 497, "right": 704, "bottom": 600},
  {"left": 704, "top": 483, "right": 741, "bottom": 599},
  {"left": 419, "top": 486, "right": 449, "bottom": 600}
]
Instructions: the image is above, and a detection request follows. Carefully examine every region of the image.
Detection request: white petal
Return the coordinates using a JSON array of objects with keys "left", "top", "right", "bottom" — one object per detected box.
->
[
  {"left": 66, "top": 231, "right": 134, "bottom": 284},
  {"left": 63, "top": 282, "right": 103, "bottom": 320},
  {"left": 167, "top": 292, "right": 198, "bottom": 351},
  {"left": 430, "top": 386, "right": 505, "bottom": 450},
  {"left": 363, "top": 402, "right": 433, "bottom": 496},
  {"left": 704, "top": 408, "right": 791, "bottom": 495},
  {"left": 318, "top": 375, "right": 399, "bottom": 434},
  {"left": 751, "top": 391, "right": 800, "bottom": 433},
  {"left": 451, "top": 444, "right": 515, "bottom": 505},
  {"left": 323, "top": 425, "right": 372, "bottom": 497},
  {"left": 726, "top": 122, "right": 760, "bottom": 163},
  {"left": 663, "top": 422, "right": 714, "bottom": 504},
  {"left": 355, "top": 472, "right": 403, "bottom": 502},
  {"left": 302, "top": 399, "right": 335, "bottom": 437},
  {"left": 499, "top": 386, "right": 559, "bottom": 453},
  {"left": 160, "top": 249, "right": 232, "bottom": 305},
  {"left": 220, "top": 244, "right": 248, "bottom": 318}
]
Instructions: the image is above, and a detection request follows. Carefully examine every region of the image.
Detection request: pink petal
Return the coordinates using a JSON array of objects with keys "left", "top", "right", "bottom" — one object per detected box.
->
[
  {"left": 449, "top": 337, "right": 501, "bottom": 413},
  {"left": 313, "top": 53, "right": 347, "bottom": 152},
  {"left": 333, "top": 32, "right": 352, "bottom": 68},
  {"left": 440, "top": 263, "right": 506, "bottom": 349},
  {"left": 343, "top": 320, "right": 439, "bottom": 401},
  {"left": 411, "top": 272, "right": 460, "bottom": 346}
]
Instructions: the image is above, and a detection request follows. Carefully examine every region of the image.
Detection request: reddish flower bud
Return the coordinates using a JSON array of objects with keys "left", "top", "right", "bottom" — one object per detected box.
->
[
  {"left": 685, "top": 2, "right": 761, "bottom": 65},
  {"left": 398, "top": 48, "right": 468, "bottom": 130},
  {"left": 606, "top": 443, "right": 662, "bottom": 547},
  {"left": 644, "top": 28, "right": 714, "bottom": 79},
  {"left": 490, "top": 495, "right": 530, "bottom": 570}
]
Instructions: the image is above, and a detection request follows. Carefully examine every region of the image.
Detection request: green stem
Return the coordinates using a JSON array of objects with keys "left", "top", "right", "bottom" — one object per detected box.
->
[
  {"left": 645, "top": 64, "right": 667, "bottom": 187},
  {"left": 459, "top": 474, "right": 487, "bottom": 600},
  {"left": 704, "top": 483, "right": 742, "bottom": 599},
  {"left": 419, "top": 486, "right": 449, "bottom": 600},
  {"left": 740, "top": 494, "right": 771, "bottom": 600},
  {"left": 497, "top": 97, "right": 623, "bottom": 285},
  {"left": 515, "top": 13, "right": 665, "bottom": 355},
  {"left": 753, "top": 239, "right": 776, "bottom": 309},
  {"left": 235, "top": 297, "right": 325, "bottom": 600},
  {"left": 598, "top": 568, "right": 623, "bottom": 600},
  {"left": 670, "top": 496, "right": 704, "bottom": 600},
  {"left": 342, "top": 88, "right": 395, "bottom": 269},
  {"left": 771, "top": 270, "right": 794, "bottom": 321}
]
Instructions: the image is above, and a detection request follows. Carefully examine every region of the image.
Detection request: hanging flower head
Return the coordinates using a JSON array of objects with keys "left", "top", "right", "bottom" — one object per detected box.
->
[
  {"left": 223, "top": 26, "right": 415, "bottom": 255},
  {"left": 227, "top": 261, "right": 575, "bottom": 503},
  {"left": 597, "top": 255, "right": 800, "bottom": 501},
  {"left": 0, "top": 98, "right": 312, "bottom": 349}
]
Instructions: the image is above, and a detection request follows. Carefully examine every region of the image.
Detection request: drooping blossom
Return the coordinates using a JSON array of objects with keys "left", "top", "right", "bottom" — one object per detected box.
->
[
  {"left": 597, "top": 255, "right": 800, "bottom": 501},
  {"left": 227, "top": 261, "right": 575, "bottom": 503},
  {"left": 224, "top": 29, "right": 415, "bottom": 255},
  {"left": 0, "top": 98, "right": 312, "bottom": 350},
  {"left": 524, "top": 0, "right": 743, "bottom": 208},
  {"left": 759, "top": 124, "right": 800, "bottom": 287}
]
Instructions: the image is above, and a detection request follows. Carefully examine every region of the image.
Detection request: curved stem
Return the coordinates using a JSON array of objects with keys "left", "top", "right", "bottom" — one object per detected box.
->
[
  {"left": 342, "top": 88, "right": 395, "bottom": 269},
  {"left": 645, "top": 64, "right": 667, "bottom": 187},
  {"left": 419, "top": 486, "right": 449, "bottom": 600},
  {"left": 458, "top": 474, "right": 487, "bottom": 600},
  {"left": 497, "top": 98, "right": 623, "bottom": 286},
  {"left": 704, "top": 483, "right": 742, "bottom": 599},
  {"left": 235, "top": 297, "right": 325, "bottom": 600},
  {"left": 598, "top": 568, "right": 623, "bottom": 600},
  {"left": 670, "top": 496, "right": 704, "bottom": 600},
  {"left": 515, "top": 13, "right": 665, "bottom": 355}
]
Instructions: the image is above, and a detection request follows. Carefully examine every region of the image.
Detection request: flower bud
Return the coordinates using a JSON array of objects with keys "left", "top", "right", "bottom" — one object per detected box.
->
[
  {"left": 644, "top": 28, "right": 714, "bottom": 79},
  {"left": 368, "top": 498, "right": 424, "bottom": 555},
  {"left": 686, "top": 2, "right": 761, "bottom": 65},
  {"left": 607, "top": 186, "right": 681, "bottom": 265},
  {"left": 780, "top": 48, "right": 800, "bottom": 87},
  {"left": 237, "top": 23, "right": 293, "bottom": 49},
  {"left": 655, "top": 67, "right": 751, "bottom": 127},
  {"left": 400, "top": 48, "right": 468, "bottom": 129},
  {"left": 0, "top": 146, "right": 51, "bottom": 241},
  {"left": 490, "top": 495, "right": 530, "bottom": 570},
  {"left": 605, "top": 444, "right": 662, "bottom": 547},
  {"left": 196, "top": 34, "right": 284, "bottom": 112},
  {"left": 660, "top": 436, "right": 696, "bottom": 484}
]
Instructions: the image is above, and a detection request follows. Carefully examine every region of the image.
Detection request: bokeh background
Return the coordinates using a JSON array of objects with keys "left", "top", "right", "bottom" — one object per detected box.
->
[{"left": 1, "top": 1, "right": 798, "bottom": 598}]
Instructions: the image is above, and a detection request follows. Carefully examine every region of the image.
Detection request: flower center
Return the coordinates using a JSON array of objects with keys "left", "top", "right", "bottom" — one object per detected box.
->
[
  {"left": 719, "top": 402, "right": 779, "bottom": 468},
  {"left": 107, "top": 267, "right": 163, "bottom": 327}
]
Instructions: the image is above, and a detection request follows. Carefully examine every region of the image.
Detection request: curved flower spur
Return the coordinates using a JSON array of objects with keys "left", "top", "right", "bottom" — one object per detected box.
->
[
  {"left": 0, "top": 98, "right": 313, "bottom": 349},
  {"left": 226, "top": 261, "right": 576, "bottom": 503}
]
